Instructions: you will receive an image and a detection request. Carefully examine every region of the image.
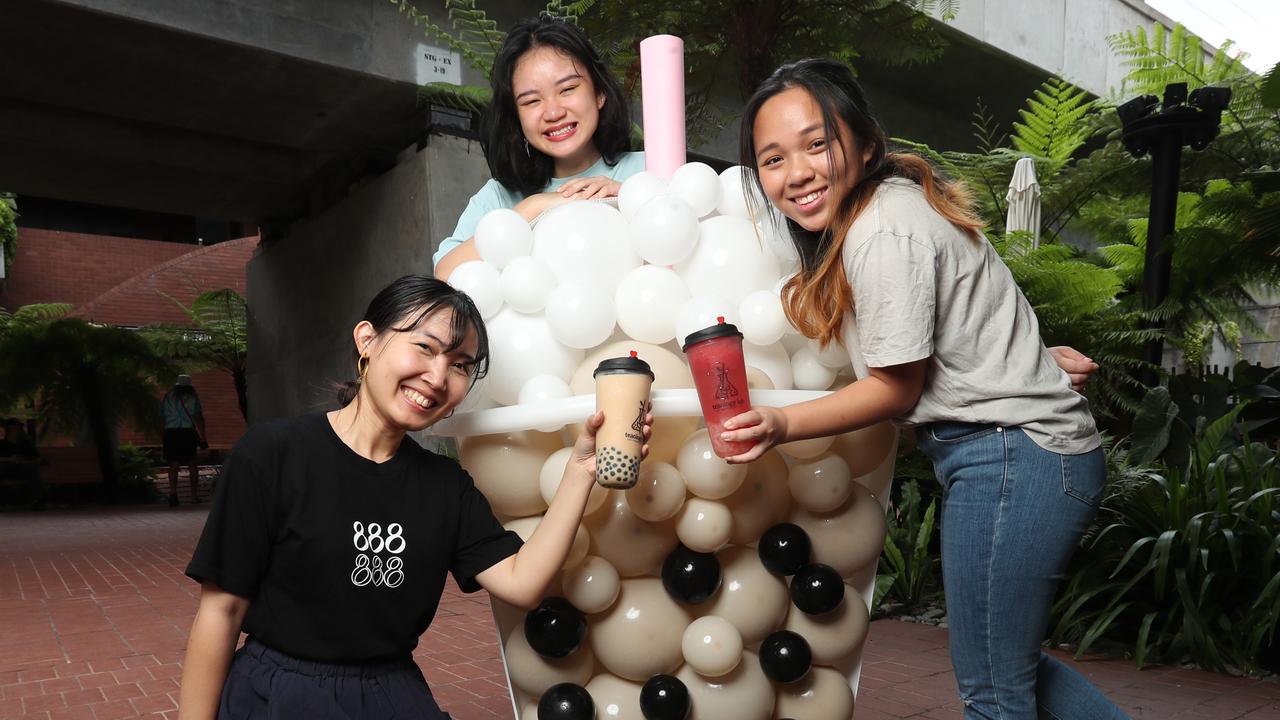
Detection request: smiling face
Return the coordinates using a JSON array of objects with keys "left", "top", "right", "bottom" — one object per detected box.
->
[
  {"left": 512, "top": 44, "right": 606, "bottom": 177},
  {"left": 355, "top": 307, "right": 480, "bottom": 433},
  {"left": 752, "top": 87, "right": 873, "bottom": 233}
]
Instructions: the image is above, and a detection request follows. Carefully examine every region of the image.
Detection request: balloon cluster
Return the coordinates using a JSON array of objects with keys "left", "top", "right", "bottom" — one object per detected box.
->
[{"left": 452, "top": 165, "right": 901, "bottom": 720}]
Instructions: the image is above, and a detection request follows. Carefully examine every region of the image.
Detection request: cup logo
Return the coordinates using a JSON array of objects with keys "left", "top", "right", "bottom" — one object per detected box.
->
[
  {"left": 630, "top": 400, "right": 646, "bottom": 433},
  {"left": 714, "top": 362, "right": 739, "bottom": 401}
]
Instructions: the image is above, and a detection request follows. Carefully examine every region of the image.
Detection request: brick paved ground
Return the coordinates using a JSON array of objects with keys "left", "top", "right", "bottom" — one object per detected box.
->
[{"left": 1, "top": 506, "right": 1276, "bottom": 719}]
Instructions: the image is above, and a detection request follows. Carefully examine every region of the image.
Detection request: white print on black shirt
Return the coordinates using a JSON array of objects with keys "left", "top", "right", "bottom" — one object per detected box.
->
[{"left": 350, "top": 521, "right": 405, "bottom": 588}]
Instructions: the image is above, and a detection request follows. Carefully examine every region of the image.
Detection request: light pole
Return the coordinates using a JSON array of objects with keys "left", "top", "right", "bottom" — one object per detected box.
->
[{"left": 1117, "top": 82, "right": 1230, "bottom": 385}]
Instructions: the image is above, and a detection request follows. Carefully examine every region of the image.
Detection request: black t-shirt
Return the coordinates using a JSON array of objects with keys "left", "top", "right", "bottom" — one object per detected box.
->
[{"left": 186, "top": 412, "right": 522, "bottom": 663}]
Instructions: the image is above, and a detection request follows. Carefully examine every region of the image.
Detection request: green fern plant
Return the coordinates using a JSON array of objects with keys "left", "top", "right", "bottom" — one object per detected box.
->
[{"left": 0, "top": 194, "right": 16, "bottom": 274}]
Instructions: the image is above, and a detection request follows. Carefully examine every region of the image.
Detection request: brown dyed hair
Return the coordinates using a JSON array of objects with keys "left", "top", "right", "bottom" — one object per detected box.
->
[{"left": 739, "top": 59, "right": 983, "bottom": 346}]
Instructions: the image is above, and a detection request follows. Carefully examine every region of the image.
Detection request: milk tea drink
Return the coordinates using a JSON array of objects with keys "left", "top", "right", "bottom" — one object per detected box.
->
[
  {"left": 593, "top": 352, "right": 654, "bottom": 489},
  {"left": 682, "top": 318, "right": 754, "bottom": 458}
]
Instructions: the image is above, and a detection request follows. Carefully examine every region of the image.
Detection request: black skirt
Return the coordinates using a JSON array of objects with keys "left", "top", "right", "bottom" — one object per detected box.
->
[
  {"left": 218, "top": 639, "right": 451, "bottom": 719},
  {"left": 163, "top": 428, "right": 199, "bottom": 463}
]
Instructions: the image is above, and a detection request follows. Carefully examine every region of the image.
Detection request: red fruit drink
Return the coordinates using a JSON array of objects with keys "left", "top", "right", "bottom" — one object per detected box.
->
[{"left": 682, "top": 318, "right": 754, "bottom": 458}]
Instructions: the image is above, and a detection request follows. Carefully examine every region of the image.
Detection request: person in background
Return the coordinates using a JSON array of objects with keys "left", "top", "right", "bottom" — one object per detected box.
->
[{"left": 161, "top": 374, "right": 207, "bottom": 507}]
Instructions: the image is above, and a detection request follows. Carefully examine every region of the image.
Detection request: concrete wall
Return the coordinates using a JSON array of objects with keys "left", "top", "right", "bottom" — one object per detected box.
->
[{"left": 246, "top": 133, "right": 490, "bottom": 422}]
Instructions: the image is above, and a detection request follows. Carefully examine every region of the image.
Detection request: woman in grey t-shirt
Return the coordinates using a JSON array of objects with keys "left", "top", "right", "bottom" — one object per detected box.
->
[{"left": 722, "top": 59, "right": 1129, "bottom": 720}]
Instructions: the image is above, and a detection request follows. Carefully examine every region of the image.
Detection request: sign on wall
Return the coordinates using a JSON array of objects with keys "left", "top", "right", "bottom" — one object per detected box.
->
[{"left": 416, "top": 43, "right": 462, "bottom": 85}]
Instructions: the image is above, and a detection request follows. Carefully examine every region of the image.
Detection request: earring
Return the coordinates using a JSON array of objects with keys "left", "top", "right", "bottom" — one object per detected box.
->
[
  {"left": 524, "top": 138, "right": 531, "bottom": 157},
  {"left": 356, "top": 354, "right": 370, "bottom": 383}
]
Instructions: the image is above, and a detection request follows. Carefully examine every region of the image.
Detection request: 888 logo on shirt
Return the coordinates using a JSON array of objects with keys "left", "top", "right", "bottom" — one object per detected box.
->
[{"left": 350, "top": 521, "right": 405, "bottom": 588}]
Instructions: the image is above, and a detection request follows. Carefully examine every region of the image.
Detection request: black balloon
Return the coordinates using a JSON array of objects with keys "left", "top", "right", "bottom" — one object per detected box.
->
[
  {"left": 538, "top": 682, "right": 595, "bottom": 720},
  {"left": 524, "top": 597, "right": 587, "bottom": 659},
  {"left": 661, "top": 545, "right": 722, "bottom": 604},
  {"left": 640, "top": 674, "right": 691, "bottom": 720},
  {"left": 759, "top": 630, "right": 813, "bottom": 683},
  {"left": 789, "top": 563, "right": 844, "bottom": 615},
  {"left": 758, "top": 523, "right": 812, "bottom": 576}
]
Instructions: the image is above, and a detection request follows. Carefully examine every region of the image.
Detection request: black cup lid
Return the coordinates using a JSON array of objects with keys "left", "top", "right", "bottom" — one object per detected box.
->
[
  {"left": 682, "top": 316, "right": 743, "bottom": 351},
  {"left": 593, "top": 351, "right": 655, "bottom": 379}
]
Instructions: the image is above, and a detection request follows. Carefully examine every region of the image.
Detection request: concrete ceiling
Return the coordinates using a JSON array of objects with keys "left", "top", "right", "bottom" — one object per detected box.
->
[{"left": 0, "top": 0, "right": 428, "bottom": 225}]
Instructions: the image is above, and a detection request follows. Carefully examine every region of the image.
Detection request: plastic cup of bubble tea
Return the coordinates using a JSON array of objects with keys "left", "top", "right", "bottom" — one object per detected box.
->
[
  {"left": 682, "top": 317, "right": 754, "bottom": 458},
  {"left": 593, "top": 351, "right": 654, "bottom": 489}
]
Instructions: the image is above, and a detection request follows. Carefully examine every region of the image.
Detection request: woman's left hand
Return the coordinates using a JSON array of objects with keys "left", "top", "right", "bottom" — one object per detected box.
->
[
  {"left": 1047, "top": 345, "right": 1099, "bottom": 393},
  {"left": 719, "top": 406, "right": 789, "bottom": 464},
  {"left": 568, "top": 409, "right": 654, "bottom": 482},
  {"left": 559, "top": 176, "right": 622, "bottom": 200}
]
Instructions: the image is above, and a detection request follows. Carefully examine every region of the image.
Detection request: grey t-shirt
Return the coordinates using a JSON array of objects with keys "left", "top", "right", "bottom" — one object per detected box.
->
[{"left": 839, "top": 178, "right": 1100, "bottom": 454}]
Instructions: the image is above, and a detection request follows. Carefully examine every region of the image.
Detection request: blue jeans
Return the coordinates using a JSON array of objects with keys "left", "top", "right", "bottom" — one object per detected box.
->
[{"left": 918, "top": 422, "right": 1130, "bottom": 720}]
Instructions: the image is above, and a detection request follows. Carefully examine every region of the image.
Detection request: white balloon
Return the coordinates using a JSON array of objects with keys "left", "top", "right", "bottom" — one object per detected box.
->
[
  {"left": 546, "top": 282, "right": 617, "bottom": 349},
  {"left": 474, "top": 208, "right": 533, "bottom": 269},
  {"left": 676, "top": 295, "right": 738, "bottom": 349},
  {"left": 618, "top": 171, "right": 671, "bottom": 219},
  {"left": 670, "top": 162, "right": 722, "bottom": 217},
  {"left": 501, "top": 256, "right": 557, "bottom": 313},
  {"left": 791, "top": 346, "right": 837, "bottom": 391},
  {"left": 446, "top": 261, "right": 502, "bottom": 320},
  {"left": 759, "top": 217, "right": 801, "bottom": 275},
  {"left": 743, "top": 340, "right": 793, "bottom": 390},
  {"left": 615, "top": 265, "right": 690, "bottom": 345},
  {"left": 533, "top": 202, "right": 641, "bottom": 291},
  {"left": 485, "top": 307, "right": 583, "bottom": 406},
  {"left": 519, "top": 374, "right": 573, "bottom": 432},
  {"left": 678, "top": 216, "right": 777, "bottom": 305},
  {"left": 808, "top": 338, "right": 851, "bottom": 370},
  {"left": 716, "top": 165, "right": 767, "bottom": 220},
  {"left": 453, "top": 372, "right": 498, "bottom": 414},
  {"left": 629, "top": 195, "right": 700, "bottom": 266},
  {"left": 738, "top": 289, "right": 788, "bottom": 346}
]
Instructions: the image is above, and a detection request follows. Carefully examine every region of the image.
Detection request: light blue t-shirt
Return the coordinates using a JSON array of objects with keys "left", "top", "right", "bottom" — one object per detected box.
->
[{"left": 433, "top": 151, "right": 646, "bottom": 267}]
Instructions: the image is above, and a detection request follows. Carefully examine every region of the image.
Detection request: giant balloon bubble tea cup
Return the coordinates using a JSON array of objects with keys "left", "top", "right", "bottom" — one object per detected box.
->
[
  {"left": 682, "top": 318, "right": 754, "bottom": 458},
  {"left": 593, "top": 351, "right": 655, "bottom": 489}
]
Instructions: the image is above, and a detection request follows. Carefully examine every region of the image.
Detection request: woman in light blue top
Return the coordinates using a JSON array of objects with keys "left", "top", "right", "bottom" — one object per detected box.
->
[{"left": 434, "top": 17, "right": 645, "bottom": 279}]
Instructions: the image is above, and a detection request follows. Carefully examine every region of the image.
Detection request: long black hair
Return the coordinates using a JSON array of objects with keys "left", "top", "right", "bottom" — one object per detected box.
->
[
  {"left": 481, "top": 16, "right": 632, "bottom": 196},
  {"left": 337, "top": 276, "right": 491, "bottom": 406},
  {"left": 738, "top": 58, "right": 980, "bottom": 346}
]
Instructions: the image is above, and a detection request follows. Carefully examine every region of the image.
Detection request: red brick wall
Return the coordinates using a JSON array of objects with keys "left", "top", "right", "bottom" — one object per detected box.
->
[{"left": 3, "top": 230, "right": 256, "bottom": 451}]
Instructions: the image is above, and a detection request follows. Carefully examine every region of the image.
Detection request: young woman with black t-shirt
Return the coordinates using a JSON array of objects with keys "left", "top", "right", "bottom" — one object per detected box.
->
[{"left": 178, "top": 276, "right": 649, "bottom": 719}]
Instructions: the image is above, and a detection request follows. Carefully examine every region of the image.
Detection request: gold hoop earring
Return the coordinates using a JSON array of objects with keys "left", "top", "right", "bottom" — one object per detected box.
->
[{"left": 357, "top": 355, "right": 370, "bottom": 382}]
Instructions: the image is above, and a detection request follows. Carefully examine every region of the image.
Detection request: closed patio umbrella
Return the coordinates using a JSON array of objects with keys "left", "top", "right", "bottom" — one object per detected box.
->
[{"left": 1006, "top": 156, "right": 1042, "bottom": 248}]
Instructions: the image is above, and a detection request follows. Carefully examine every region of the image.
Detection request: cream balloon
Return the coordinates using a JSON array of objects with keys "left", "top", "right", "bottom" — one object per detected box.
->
[
  {"left": 532, "top": 202, "right": 641, "bottom": 290},
  {"left": 723, "top": 451, "right": 792, "bottom": 546},
  {"left": 789, "top": 482, "right": 887, "bottom": 578},
  {"left": 618, "top": 171, "right": 671, "bottom": 219},
  {"left": 459, "top": 430, "right": 560, "bottom": 517},
  {"left": 504, "top": 515, "right": 589, "bottom": 569},
  {"left": 584, "top": 490, "right": 678, "bottom": 577},
  {"left": 743, "top": 341, "right": 793, "bottom": 390},
  {"left": 629, "top": 194, "right": 700, "bottom": 265},
  {"left": 676, "top": 429, "right": 748, "bottom": 500},
  {"left": 830, "top": 422, "right": 898, "bottom": 476},
  {"left": 669, "top": 162, "right": 722, "bottom": 217},
  {"left": 745, "top": 367, "right": 775, "bottom": 390},
  {"left": 589, "top": 578, "right": 691, "bottom": 681},
  {"left": 787, "top": 453, "right": 854, "bottom": 513},
  {"left": 682, "top": 615, "right": 743, "bottom": 677},
  {"left": 540, "top": 447, "right": 609, "bottom": 516},
  {"left": 738, "top": 289, "right": 788, "bottom": 347},
  {"left": 519, "top": 700, "right": 538, "bottom": 720},
  {"left": 562, "top": 555, "right": 621, "bottom": 615},
  {"left": 504, "top": 624, "right": 594, "bottom": 696},
  {"left": 783, "top": 584, "right": 870, "bottom": 665},
  {"left": 678, "top": 216, "right": 777, "bottom": 305},
  {"left": 501, "top": 255, "right": 557, "bottom": 313},
  {"left": 545, "top": 282, "right": 617, "bottom": 349},
  {"left": 586, "top": 674, "right": 645, "bottom": 720},
  {"left": 615, "top": 265, "right": 690, "bottom": 344},
  {"left": 676, "top": 295, "right": 739, "bottom": 349},
  {"left": 475, "top": 207, "right": 533, "bottom": 269},
  {"left": 677, "top": 651, "right": 774, "bottom": 720},
  {"left": 777, "top": 435, "right": 835, "bottom": 460},
  {"left": 675, "top": 498, "right": 733, "bottom": 553},
  {"left": 704, "top": 545, "right": 790, "bottom": 645},
  {"left": 790, "top": 346, "right": 836, "bottom": 391},
  {"left": 447, "top": 260, "right": 503, "bottom": 320},
  {"left": 624, "top": 461, "right": 687, "bottom": 522},
  {"left": 771, "top": 666, "right": 855, "bottom": 720},
  {"left": 485, "top": 307, "right": 583, "bottom": 405}
]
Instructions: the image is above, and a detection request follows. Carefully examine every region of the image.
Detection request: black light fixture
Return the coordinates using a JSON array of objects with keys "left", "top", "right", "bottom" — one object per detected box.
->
[{"left": 1118, "top": 82, "right": 1231, "bottom": 384}]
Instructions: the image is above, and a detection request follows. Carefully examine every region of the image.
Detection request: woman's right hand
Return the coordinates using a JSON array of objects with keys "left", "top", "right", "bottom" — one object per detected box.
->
[{"left": 720, "top": 406, "right": 790, "bottom": 464}]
